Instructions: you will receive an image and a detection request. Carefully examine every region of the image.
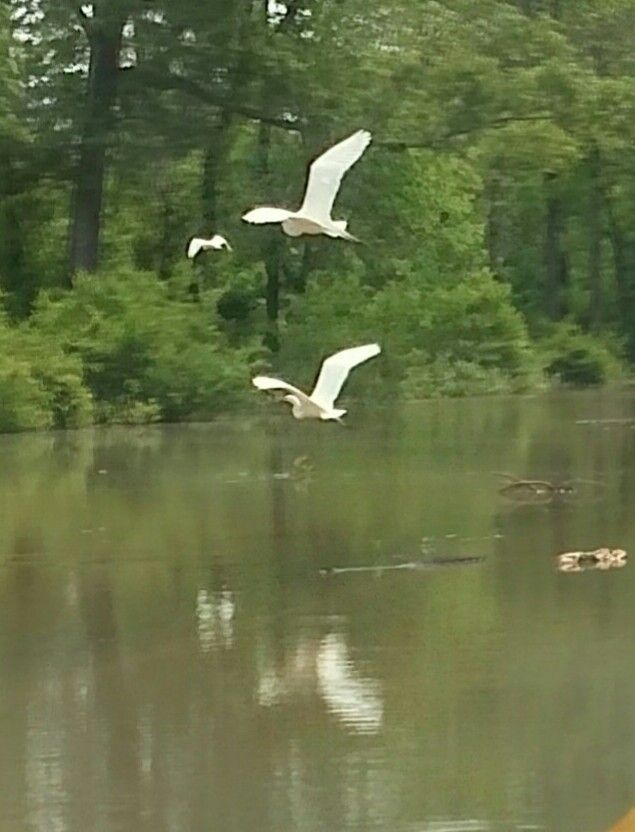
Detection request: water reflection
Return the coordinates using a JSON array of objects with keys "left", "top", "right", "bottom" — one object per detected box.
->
[
  {"left": 25, "top": 684, "right": 66, "bottom": 832},
  {"left": 256, "top": 635, "right": 317, "bottom": 707},
  {"left": 316, "top": 633, "right": 383, "bottom": 734},
  {"left": 256, "top": 631, "right": 383, "bottom": 735},
  {"left": 1, "top": 393, "right": 635, "bottom": 832},
  {"left": 195, "top": 588, "right": 235, "bottom": 652}
]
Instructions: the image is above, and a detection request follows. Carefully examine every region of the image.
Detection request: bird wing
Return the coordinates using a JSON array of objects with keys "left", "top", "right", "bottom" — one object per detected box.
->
[
  {"left": 187, "top": 238, "right": 205, "bottom": 258},
  {"left": 309, "top": 343, "right": 381, "bottom": 410},
  {"left": 299, "top": 130, "right": 372, "bottom": 222},
  {"left": 211, "top": 235, "right": 231, "bottom": 250},
  {"left": 242, "top": 207, "right": 294, "bottom": 225},
  {"left": 252, "top": 375, "right": 311, "bottom": 402}
]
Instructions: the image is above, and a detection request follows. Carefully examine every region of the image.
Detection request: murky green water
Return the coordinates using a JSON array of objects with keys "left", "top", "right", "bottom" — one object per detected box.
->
[{"left": 1, "top": 391, "right": 634, "bottom": 832}]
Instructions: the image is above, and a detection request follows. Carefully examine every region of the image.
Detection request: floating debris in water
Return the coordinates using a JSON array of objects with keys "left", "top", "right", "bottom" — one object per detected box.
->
[
  {"left": 576, "top": 418, "right": 635, "bottom": 426},
  {"left": 319, "top": 557, "right": 484, "bottom": 577},
  {"left": 496, "top": 473, "right": 604, "bottom": 504},
  {"left": 556, "top": 548, "right": 627, "bottom": 573}
]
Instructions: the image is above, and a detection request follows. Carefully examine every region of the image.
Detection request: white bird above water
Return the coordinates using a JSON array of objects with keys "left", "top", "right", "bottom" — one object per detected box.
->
[
  {"left": 187, "top": 234, "right": 232, "bottom": 259},
  {"left": 252, "top": 343, "right": 381, "bottom": 422},
  {"left": 242, "top": 129, "right": 372, "bottom": 242}
]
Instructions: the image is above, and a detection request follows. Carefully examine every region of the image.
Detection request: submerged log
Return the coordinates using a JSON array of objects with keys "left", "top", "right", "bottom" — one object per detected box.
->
[
  {"left": 496, "top": 473, "right": 605, "bottom": 503},
  {"left": 319, "top": 556, "right": 484, "bottom": 577}
]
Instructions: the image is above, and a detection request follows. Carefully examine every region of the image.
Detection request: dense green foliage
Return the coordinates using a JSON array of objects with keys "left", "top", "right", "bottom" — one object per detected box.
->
[{"left": 1, "top": 0, "right": 634, "bottom": 430}]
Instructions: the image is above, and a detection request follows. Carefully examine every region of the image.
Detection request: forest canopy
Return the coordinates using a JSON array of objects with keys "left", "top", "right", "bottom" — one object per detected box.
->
[{"left": 1, "top": 0, "right": 634, "bottom": 429}]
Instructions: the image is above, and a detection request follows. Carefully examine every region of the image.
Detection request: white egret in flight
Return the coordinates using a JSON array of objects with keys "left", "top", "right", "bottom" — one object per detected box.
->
[
  {"left": 187, "top": 235, "right": 232, "bottom": 258},
  {"left": 252, "top": 343, "right": 380, "bottom": 422},
  {"left": 242, "top": 129, "right": 371, "bottom": 241}
]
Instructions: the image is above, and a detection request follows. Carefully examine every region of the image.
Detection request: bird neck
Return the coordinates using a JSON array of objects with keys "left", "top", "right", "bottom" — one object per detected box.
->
[{"left": 284, "top": 394, "right": 304, "bottom": 418}]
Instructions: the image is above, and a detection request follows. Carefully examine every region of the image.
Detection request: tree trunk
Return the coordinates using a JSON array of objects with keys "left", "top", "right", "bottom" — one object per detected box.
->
[
  {"left": 587, "top": 146, "right": 603, "bottom": 332},
  {"left": 202, "top": 112, "right": 232, "bottom": 227},
  {"left": 291, "top": 243, "right": 317, "bottom": 293},
  {"left": 157, "top": 182, "right": 175, "bottom": 280},
  {"left": 606, "top": 197, "right": 635, "bottom": 357},
  {"left": 264, "top": 239, "right": 281, "bottom": 324},
  {"left": 257, "top": 121, "right": 281, "bottom": 351},
  {"left": 544, "top": 173, "right": 569, "bottom": 320},
  {"left": 0, "top": 159, "right": 29, "bottom": 313},
  {"left": 69, "top": 18, "right": 123, "bottom": 275},
  {"left": 485, "top": 172, "right": 504, "bottom": 274}
]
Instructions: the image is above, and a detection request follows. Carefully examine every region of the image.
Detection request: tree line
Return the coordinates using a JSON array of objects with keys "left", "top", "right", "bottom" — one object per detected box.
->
[{"left": 0, "top": 0, "right": 634, "bottom": 430}]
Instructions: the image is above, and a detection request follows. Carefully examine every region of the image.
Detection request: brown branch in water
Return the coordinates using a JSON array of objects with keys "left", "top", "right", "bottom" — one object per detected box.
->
[{"left": 499, "top": 479, "right": 558, "bottom": 494}]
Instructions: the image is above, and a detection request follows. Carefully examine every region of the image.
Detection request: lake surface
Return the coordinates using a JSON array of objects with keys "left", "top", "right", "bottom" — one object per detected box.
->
[{"left": 1, "top": 391, "right": 634, "bottom": 832}]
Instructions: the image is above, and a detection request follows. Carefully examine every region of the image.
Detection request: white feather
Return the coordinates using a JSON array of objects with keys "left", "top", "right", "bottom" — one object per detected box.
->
[
  {"left": 252, "top": 343, "right": 381, "bottom": 421},
  {"left": 252, "top": 376, "right": 309, "bottom": 401},
  {"left": 187, "top": 235, "right": 231, "bottom": 258},
  {"left": 299, "top": 129, "right": 372, "bottom": 223},
  {"left": 310, "top": 343, "right": 381, "bottom": 410},
  {"left": 242, "top": 207, "right": 295, "bottom": 225},
  {"left": 241, "top": 129, "right": 372, "bottom": 241}
]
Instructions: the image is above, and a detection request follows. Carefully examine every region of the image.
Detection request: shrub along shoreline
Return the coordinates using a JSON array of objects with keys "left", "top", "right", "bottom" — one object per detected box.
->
[{"left": 0, "top": 267, "right": 623, "bottom": 434}]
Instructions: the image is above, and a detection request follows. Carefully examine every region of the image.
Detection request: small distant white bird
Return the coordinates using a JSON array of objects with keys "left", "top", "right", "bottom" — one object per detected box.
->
[
  {"left": 252, "top": 343, "right": 380, "bottom": 422},
  {"left": 242, "top": 129, "right": 371, "bottom": 241},
  {"left": 187, "top": 235, "right": 232, "bottom": 259}
]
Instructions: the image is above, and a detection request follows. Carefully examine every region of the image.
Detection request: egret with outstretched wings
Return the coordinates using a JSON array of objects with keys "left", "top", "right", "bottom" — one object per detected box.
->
[
  {"left": 252, "top": 343, "right": 381, "bottom": 421},
  {"left": 242, "top": 130, "right": 371, "bottom": 241},
  {"left": 187, "top": 234, "right": 232, "bottom": 258}
]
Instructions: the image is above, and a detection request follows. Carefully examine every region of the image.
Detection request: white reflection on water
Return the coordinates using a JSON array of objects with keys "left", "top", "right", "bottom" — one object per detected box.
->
[
  {"left": 316, "top": 633, "right": 383, "bottom": 735},
  {"left": 195, "top": 588, "right": 235, "bottom": 652},
  {"left": 257, "top": 632, "right": 383, "bottom": 735},
  {"left": 257, "top": 637, "right": 317, "bottom": 706},
  {"left": 25, "top": 678, "right": 67, "bottom": 832},
  {"left": 138, "top": 711, "right": 153, "bottom": 778}
]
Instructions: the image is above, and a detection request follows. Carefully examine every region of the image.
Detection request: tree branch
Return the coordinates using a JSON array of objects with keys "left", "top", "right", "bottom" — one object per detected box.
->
[
  {"left": 122, "top": 68, "right": 552, "bottom": 152},
  {"left": 121, "top": 66, "right": 304, "bottom": 133},
  {"left": 377, "top": 113, "right": 553, "bottom": 151}
]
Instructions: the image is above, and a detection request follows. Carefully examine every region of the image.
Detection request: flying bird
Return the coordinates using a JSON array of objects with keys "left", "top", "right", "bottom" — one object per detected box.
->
[
  {"left": 187, "top": 235, "right": 232, "bottom": 258},
  {"left": 242, "top": 129, "right": 371, "bottom": 241},
  {"left": 252, "top": 343, "right": 380, "bottom": 422}
]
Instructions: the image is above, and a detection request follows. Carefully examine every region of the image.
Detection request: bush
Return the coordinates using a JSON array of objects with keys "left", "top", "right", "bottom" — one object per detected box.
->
[
  {"left": 402, "top": 355, "right": 519, "bottom": 398},
  {"left": 540, "top": 324, "right": 621, "bottom": 386},
  {"left": 28, "top": 267, "right": 255, "bottom": 422},
  {"left": 29, "top": 352, "right": 94, "bottom": 428},
  {"left": 97, "top": 396, "right": 162, "bottom": 425},
  {"left": 416, "top": 273, "right": 533, "bottom": 373},
  {"left": 0, "top": 356, "right": 51, "bottom": 432},
  {"left": 16, "top": 330, "right": 94, "bottom": 428},
  {"left": 0, "top": 306, "right": 92, "bottom": 431},
  {"left": 277, "top": 270, "right": 536, "bottom": 400}
]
